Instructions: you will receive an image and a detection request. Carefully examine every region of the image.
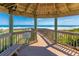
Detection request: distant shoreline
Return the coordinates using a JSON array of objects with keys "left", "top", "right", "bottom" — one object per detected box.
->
[
  {"left": 0, "top": 27, "right": 79, "bottom": 30},
  {"left": 0, "top": 25, "right": 79, "bottom": 30},
  {"left": 0, "top": 25, "right": 79, "bottom": 27}
]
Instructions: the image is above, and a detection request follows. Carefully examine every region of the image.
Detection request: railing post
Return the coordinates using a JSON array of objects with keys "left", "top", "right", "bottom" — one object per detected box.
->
[
  {"left": 54, "top": 17, "right": 58, "bottom": 44},
  {"left": 9, "top": 10, "right": 13, "bottom": 46}
]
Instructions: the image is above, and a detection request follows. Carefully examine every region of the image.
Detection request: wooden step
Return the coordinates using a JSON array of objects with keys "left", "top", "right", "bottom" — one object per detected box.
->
[{"left": 53, "top": 44, "right": 79, "bottom": 56}]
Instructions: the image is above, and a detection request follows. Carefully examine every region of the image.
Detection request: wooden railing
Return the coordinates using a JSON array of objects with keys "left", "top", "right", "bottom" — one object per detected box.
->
[
  {"left": 38, "top": 29, "right": 55, "bottom": 43},
  {"left": 0, "top": 29, "right": 37, "bottom": 53},
  {"left": 38, "top": 29, "right": 79, "bottom": 50}
]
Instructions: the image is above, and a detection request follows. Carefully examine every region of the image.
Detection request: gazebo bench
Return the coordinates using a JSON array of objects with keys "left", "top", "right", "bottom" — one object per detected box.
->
[{"left": 0, "top": 44, "right": 22, "bottom": 56}]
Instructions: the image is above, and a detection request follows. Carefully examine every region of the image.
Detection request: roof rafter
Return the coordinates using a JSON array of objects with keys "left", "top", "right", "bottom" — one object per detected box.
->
[
  {"left": 54, "top": 4, "right": 69, "bottom": 16},
  {"left": 0, "top": 3, "right": 16, "bottom": 9},
  {"left": 0, "top": 3, "right": 79, "bottom": 18},
  {"left": 24, "top": 4, "right": 31, "bottom": 15},
  {"left": 64, "top": 4, "right": 71, "bottom": 14},
  {"left": 33, "top": 3, "right": 39, "bottom": 17},
  {"left": 53, "top": 3, "right": 60, "bottom": 17}
]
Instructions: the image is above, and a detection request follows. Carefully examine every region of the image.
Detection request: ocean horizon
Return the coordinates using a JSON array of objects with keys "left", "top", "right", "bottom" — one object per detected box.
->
[
  {"left": 0, "top": 25, "right": 79, "bottom": 27},
  {"left": 0, "top": 25, "right": 79, "bottom": 30}
]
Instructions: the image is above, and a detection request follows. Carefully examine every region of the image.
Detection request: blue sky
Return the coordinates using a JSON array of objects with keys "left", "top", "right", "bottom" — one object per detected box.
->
[{"left": 0, "top": 12, "right": 79, "bottom": 26}]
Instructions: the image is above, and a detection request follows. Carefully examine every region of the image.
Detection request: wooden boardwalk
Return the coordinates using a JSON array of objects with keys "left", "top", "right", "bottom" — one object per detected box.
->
[{"left": 17, "top": 33, "right": 68, "bottom": 56}]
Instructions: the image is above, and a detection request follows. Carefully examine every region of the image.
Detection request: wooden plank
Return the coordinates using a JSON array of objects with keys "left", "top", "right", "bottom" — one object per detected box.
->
[{"left": 0, "top": 44, "right": 22, "bottom": 56}]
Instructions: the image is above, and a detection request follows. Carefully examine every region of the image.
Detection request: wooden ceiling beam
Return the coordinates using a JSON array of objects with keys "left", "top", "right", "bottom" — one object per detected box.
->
[
  {"left": 24, "top": 4, "right": 31, "bottom": 15},
  {"left": 0, "top": 3, "right": 79, "bottom": 18},
  {"left": 65, "top": 4, "right": 72, "bottom": 14},
  {"left": 55, "top": 4, "right": 69, "bottom": 16},
  {"left": 53, "top": 3, "right": 60, "bottom": 17},
  {"left": 15, "top": 4, "right": 31, "bottom": 16},
  {"left": 33, "top": 3, "right": 39, "bottom": 17},
  {"left": 0, "top": 3, "right": 15, "bottom": 9}
]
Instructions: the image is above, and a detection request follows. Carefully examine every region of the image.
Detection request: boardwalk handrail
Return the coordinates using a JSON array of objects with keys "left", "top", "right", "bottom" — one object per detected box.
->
[
  {"left": 42, "top": 29, "right": 79, "bottom": 35},
  {"left": 38, "top": 29, "right": 79, "bottom": 50},
  {"left": 0, "top": 33, "right": 11, "bottom": 38},
  {"left": 0, "top": 29, "right": 36, "bottom": 53}
]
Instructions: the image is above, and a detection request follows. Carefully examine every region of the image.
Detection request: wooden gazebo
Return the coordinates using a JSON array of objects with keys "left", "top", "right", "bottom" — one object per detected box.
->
[
  {"left": 0, "top": 3, "right": 79, "bottom": 56},
  {"left": 0, "top": 3, "right": 79, "bottom": 43}
]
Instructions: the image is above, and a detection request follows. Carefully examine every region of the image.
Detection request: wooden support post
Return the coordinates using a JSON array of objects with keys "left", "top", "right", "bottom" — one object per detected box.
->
[
  {"left": 34, "top": 15, "right": 37, "bottom": 40},
  {"left": 54, "top": 17, "right": 57, "bottom": 44},
  {"left": 9, "top": 10, "right": 13, "bottom": 46},
  {"left": 33, "top": 4, "right": 38, "bottom": 42}
]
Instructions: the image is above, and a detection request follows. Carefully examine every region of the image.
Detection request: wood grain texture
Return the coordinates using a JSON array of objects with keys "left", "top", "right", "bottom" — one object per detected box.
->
[{"left": 0, "top": 3, "right": 79, "bottom": 18}]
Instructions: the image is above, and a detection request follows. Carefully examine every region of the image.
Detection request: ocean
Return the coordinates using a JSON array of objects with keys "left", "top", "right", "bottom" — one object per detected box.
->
[{"left": 0, "top": 25, "right": 79, "bottom": 30}]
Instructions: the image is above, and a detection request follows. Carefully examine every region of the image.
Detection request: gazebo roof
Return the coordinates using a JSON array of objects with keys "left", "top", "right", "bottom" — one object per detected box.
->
[{"left": 0, "top": 3, "right": 79, "bottom": 18}]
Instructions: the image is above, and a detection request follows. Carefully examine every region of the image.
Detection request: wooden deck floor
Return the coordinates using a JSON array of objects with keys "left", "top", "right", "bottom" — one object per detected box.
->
[{"left": 17, "top": 33, "right": 68, "bottom": 56}]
